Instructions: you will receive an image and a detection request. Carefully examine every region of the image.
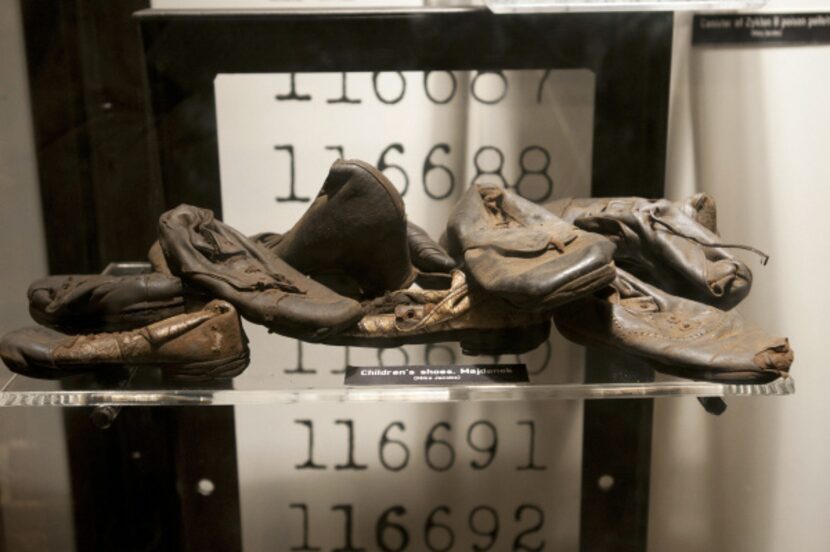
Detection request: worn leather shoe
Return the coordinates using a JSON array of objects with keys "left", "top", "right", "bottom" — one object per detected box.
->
[
  {"left": 254, "top": 220, "right": 454, "bottom": 293},
  {"left": 1, "top": 300, "right": 250, "bottom": 380},
  {"left": 322, "top": 270, "right": 551, "bottom": 355},
  {"left": 552, "top": 269, "right": 793, "bottom": 383},
  {"left": 262, "top": 159, "right": 417, "bottom": 298},
  {"left": 547, "top": 196, "right": 763, "bottom": 310},
  {"left": 158, "top": 204, "right": 363, "bottom": 340},
  {"left": 28, "top": 273, "right": 184, "bottom": 332},
  {"left": 446, "top": 185, "right": 616, "bottom": 311}
]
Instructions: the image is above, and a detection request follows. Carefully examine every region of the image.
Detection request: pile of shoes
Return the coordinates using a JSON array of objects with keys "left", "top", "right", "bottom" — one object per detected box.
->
[{"left": 0, "top": 159, "right": 793, "bottom": 383}]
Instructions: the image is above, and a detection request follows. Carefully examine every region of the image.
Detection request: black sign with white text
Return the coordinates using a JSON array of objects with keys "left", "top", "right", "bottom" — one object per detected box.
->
[
  {"left": 345, "top": 364, "right": 529, "bottom": 386},
  {"left": 693, "top": 13, "right": 830, "bottom": 45}
]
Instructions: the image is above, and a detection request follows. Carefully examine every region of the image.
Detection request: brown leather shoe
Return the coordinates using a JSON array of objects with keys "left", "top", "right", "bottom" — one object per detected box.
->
[
  {"left": 552, "top": 269, "right": 793, "bottom": 383},
  {"left": 261, "top": 159, "right": 418, "bottom": 298},
  {"left": 446, "top": 185, "right": 616, "bottom": 311},
  {"left": 1, "top": 300, "right": 250, "bottom": 380},
  {"left": 322, "top": 270, "right": 551, "bottom": 355},
  {"left": 253, "top": 220, "right": 454, "bottom": 294},
  {"left": 158, "top": 204, "right": 363, "bottom": 340},
  {"left": 28, "top": 273, "right": 184, "bottom": 332},
  {"left": 547, "top": 196, "right": 763, "bottom": 310}
]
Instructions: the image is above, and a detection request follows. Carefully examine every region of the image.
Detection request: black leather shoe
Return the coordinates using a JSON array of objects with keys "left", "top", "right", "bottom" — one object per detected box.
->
[{"left": 446, "top": 185, "right": 616, "bottom": 311}]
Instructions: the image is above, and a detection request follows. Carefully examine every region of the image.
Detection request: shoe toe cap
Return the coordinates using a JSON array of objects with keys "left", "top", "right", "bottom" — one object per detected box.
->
[
  {"left": 465, "top": 234, "right": 615, "bottom": 310},
  {"left": 517, "top": 236, "right": 616, "bottom": 296},
  {"left": 703, "top": 259, "right": 752, "bottom": 309},
  {"left": 0, "top": 327, "right": 63, "bottom": 372},
  {"left": 267, "top": 294, "right": 363, "bottom": 338}
]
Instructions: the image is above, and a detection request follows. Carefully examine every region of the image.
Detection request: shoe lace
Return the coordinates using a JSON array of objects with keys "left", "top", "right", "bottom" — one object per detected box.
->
[{"left": 648, "top": 213, "right": 770, "bottom": 266}]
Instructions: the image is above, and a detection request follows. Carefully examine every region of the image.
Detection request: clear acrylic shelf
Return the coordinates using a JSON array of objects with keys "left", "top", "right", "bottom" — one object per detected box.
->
[
  {"left": 0, "top": 367, "right": 794, "bottom": 407},
  {"left": 0, "top": 261, "right": 795, "bottom": 408}
]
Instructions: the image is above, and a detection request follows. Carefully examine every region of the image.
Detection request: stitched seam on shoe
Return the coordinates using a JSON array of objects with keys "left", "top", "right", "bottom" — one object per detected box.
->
[
  {"left": 184, "top": 269, "right": 303, "bottom": 294},
  {"left": 613, "top": 309, "right": 728, "bottom": 342}
]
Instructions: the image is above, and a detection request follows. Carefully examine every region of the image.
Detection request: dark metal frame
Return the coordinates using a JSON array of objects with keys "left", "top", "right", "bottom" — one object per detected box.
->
[{"left": 21, "top": 2, "right": 241, "bottom": 550}]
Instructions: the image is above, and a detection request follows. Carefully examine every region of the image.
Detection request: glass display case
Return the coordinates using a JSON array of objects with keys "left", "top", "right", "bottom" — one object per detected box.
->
[{"left": 1, "top": 1, "right": 822, "bottom": 551}]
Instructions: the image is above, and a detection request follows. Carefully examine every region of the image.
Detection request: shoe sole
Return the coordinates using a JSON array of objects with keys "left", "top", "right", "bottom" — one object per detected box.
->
[
  {"left": 5, "top": 350, "right": 251, "bottom": 382},
  {"left": 161, "top": 350, "right": 251, "bottom": 381},
  {"left": 322, "top": 320, "right": 551, "bottom": 357},
  {"left": 651, "top": 361, "right": 783, "bottom": 384}
]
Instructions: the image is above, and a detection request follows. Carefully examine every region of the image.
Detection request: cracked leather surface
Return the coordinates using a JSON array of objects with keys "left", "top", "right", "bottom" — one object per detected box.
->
[
  {"left": 447, "top": 185, "right": 616, "bottom": 311},
  {"left": 265, "top": 159, "right": 418, "bottom": 299},
  {"left": 552, "top": 269, "right": 792, "bottom": 383},
  {"left": 1, "top": 300, "right": 250, "bottom": 379},
  {"left": 158, "top": 204, "right": 363, "bottom": 339},
  {"left": 547, "top": 195, "right": 753, "bottom": 310}
]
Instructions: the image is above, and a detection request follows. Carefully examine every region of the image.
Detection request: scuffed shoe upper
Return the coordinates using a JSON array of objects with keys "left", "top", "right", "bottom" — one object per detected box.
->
[
  {"left": 553, "top": 269, "right": 792, "bottom": 383},
  {"left": 547, "top": 196, "right": 754, "bottom": 310},
  {"left": 158, "top": 204, "right": 363, "bottom": 339},
  {"left": 447, "top": 185, "right": 616, "bottom": 311}
]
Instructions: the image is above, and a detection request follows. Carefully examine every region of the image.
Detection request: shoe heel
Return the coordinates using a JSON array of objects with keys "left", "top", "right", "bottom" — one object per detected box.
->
[{"left": 460, "top": 321, "right": 551, "bottom": 356}]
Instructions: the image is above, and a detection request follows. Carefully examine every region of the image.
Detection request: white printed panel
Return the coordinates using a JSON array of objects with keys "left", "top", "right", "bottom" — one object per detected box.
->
[
  {"left": 236, "top": 402, "right": 583, "bottom": 551},
  {"left": 215, "top": 69, "right": 595, "bottom": 551},
  {"left": 216, "top": 70, "right": 594, "bottom": 238}
]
